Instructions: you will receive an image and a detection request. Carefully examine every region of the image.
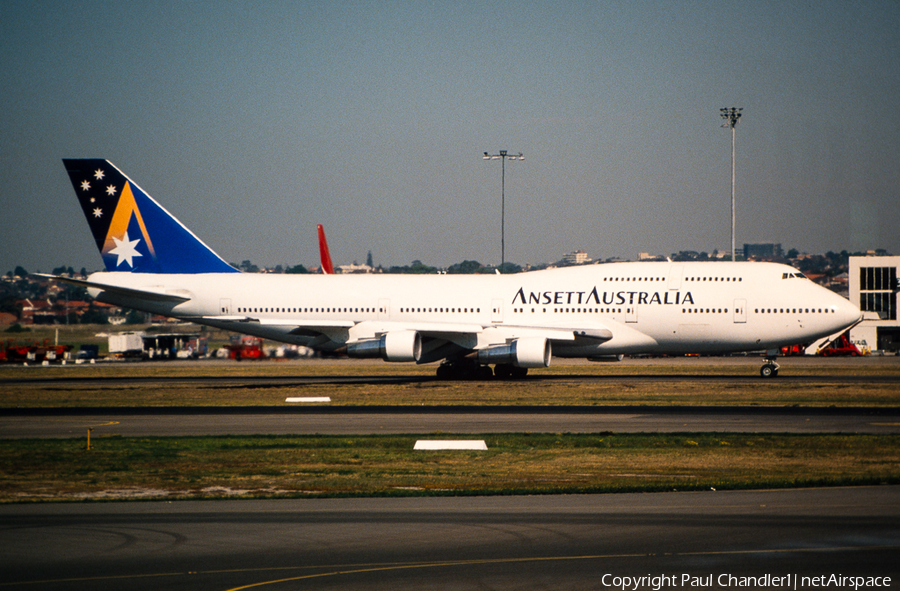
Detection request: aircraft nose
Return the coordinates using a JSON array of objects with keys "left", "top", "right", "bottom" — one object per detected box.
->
[{"left": 833, "top": 295, "right": 863, "bottom": 330}]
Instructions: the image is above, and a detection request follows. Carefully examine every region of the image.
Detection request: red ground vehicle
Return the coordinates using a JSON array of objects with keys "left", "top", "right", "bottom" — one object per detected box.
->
[
  {"left": 818, "top": 333, "right": 861, "bottom": 356},
  {"left": 1, "top": 339, "right": 71, "bottom": 363},
  {"left": 780, "top": 344, "right": 806, "bottom": 356},
  {"left": 225, "top": 336, "right": 266, "bottom": 360}
]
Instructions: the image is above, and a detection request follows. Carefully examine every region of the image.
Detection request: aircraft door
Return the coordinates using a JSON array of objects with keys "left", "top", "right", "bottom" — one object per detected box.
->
[
  {"left": 626, "top": 306, "right": 638, "bottom": 323},
  {"left": 668, "top": 265, "right": 683, "bottom": 291},
  {"left": 491, "top": 299, "right": 504, "bottom": 323},
  {"left": 219, "top": 298, "right": 232, "bottom": 315},
  {"left": 378, "top": 299, "right": 390, "bottom": 321},
  {"left": 733, "top": 299, "right": 747, "bottom": 323}
]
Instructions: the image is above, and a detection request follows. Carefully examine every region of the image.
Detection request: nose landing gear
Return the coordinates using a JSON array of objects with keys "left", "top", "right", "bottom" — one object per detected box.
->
[{"left": 760, "top": 350, "right": 780, "bottom": 378}]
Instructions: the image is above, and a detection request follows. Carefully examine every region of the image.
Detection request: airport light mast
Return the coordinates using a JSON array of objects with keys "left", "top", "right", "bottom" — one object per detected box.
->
[
  {"left": 720, "top": 108, "right": 742, "bottom": 262},
  {"left": 483, "top": 150, "right": 524, "bottom": 269}
]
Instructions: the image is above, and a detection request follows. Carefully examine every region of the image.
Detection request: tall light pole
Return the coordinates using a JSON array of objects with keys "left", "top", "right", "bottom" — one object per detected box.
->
[
  {"left": 483, "top": 150, "right": 524, "bottom": 269},
  {"left": 720, "top": 108, "right": 742, "bottom": 262}
]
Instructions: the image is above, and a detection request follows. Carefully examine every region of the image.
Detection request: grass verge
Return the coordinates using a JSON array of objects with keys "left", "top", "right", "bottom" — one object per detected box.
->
[
  {"left": 2, "top": 357, "right": 899, "bottom": 407},
  {"left": 2, "top": 433, "right": 898, "bottom": 502}
]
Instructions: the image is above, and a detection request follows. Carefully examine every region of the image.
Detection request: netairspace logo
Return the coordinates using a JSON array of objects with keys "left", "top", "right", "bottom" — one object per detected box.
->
[{"left": 599, "top": 573, "right": 892, "bottom": 590}]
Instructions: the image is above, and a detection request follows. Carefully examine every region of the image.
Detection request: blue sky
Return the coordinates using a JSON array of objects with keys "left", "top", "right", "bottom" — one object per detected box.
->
[{"left": 1, "top": 0, "right": 898, "bottom": 273}]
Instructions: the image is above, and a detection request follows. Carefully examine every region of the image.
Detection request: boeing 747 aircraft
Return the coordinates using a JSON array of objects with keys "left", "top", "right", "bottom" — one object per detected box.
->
[{"left": 51, "top": 159, "right": 862, "bottom": 379}]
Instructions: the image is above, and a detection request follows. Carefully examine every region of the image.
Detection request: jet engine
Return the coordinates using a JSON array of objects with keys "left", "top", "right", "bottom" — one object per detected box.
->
[
  {"left": 475, "top": 337, "right": 551, "bottom": 368},
  {"left": 346, "top": 331, "right": 422, "bottom": 363}
]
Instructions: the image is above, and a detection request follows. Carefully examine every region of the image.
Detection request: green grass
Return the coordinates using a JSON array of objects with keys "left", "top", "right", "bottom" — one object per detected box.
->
[
  {"left": 2, "top": 355, "right": 899, "bottom": 408},
  {"left": 2, "top": 433, "right": 898, "bottom": 502}
]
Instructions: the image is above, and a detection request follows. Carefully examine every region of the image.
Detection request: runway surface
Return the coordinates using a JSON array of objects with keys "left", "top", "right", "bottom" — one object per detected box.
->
[
  {"left": 1, "top": 486, "right": 897, "bottom": 590},
  {"left": 3, "top": 405, "right": 899, "bottom": 438}
]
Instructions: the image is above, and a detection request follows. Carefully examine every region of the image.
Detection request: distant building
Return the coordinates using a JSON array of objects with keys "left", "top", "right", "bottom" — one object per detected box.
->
[
  {"left": 849, "top": 256, "right": 900, "bottom": 352},
  {"left": 559, "top": 251, "right": 592, "bottom": 266},
  {"left": 743, "top": 243, "right": 783, "bottom": 260},
  {"left": 638, "top": 252, "right": 665, "bottom": 261},
  {"left": 336, "top": 263, "right": 374, "bottom": 274}
]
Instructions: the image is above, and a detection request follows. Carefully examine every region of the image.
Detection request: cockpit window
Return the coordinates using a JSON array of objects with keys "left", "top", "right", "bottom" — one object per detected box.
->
[{"left": 782, "top": 272, "right": 807, "bottom": 279}]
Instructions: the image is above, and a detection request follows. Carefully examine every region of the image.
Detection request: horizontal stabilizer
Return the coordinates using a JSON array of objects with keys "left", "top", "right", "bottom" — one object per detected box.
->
[{"left": 37, "top": 274, "right": 190, "bottom": 303}]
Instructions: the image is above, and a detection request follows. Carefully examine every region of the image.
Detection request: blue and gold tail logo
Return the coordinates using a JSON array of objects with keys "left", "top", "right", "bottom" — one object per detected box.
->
[{"left": 63, "top": 159, "right": 237, "bottom": 274}]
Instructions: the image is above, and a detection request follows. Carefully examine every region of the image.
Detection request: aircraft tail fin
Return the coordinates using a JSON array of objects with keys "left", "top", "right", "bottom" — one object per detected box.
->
[
  {"left": 317, "top": 224, "right": 335, "bottom": 274},
  {"left": 62, "top": 159, "right": 237, "bottom": 274}
]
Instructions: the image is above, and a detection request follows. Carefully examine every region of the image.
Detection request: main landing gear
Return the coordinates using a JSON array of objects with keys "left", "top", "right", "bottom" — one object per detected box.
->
[
  {"left": 760, "top": 350, "right": 780, "bottom": 378},
  {"left": 436, "top": 360, "right": 528, "bottom": 380}
]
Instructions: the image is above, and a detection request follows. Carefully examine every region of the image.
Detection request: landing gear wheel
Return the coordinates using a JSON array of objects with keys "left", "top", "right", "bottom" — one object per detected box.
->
[
  {"left": 477, "top": 365, "right": 494, "bottom": 380},
  {"left": 436, "top": 364, "right": 454, "bottom": 380},
  {"left": 510, "top": 366, "right": 528, "bottom": 379},
  {"left": 494, "top": 364, "right": 513, "bottom": 379},
  {"left": 493, "top": 364, "right": 529, "bottom": 380},
  {"left": 436, "top": 360, "right": 495, "bottom": 381},
  {"left": 759, "top": 350, "right": 781, "bottom": 378}
]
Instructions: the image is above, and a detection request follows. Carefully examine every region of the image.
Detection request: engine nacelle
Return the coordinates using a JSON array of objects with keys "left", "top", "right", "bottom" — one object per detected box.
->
[
  {"left": 475, "top": 337, "right": 551, "bottom": 368},
  {"left": 346, "top": 331, "right": 422, "bottom": 363}
]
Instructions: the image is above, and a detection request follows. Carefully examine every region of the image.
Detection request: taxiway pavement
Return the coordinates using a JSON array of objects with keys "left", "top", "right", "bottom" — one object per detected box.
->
[
  {"left": 1, "top": 486, "right": 897, "bottom": 590},
  {"left": 2, "top": 405, "right": 898, "bottom": 438}
]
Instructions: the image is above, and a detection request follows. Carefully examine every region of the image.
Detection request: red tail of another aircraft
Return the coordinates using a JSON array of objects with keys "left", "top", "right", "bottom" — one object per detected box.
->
[{"left": 317, "top": 224, "right": 335, "bottom": 274}]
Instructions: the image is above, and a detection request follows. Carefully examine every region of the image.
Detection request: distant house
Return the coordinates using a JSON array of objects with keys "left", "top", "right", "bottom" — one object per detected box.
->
[
  {"left": 0, "top": 312, "right": 16, "bottom": 327},
  {"left": 804, "top": 273, "right": 827, "bottom": 285},
  {"left": 19, "top": 299, "right": 54, "bottom": 324}
]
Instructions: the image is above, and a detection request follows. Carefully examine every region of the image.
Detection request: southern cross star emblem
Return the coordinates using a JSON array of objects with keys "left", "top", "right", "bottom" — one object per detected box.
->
[
  {"left": 106, "top": 184, "right": 117, "bottom": 196},
  {"left": 109, "top": 231, "right": 143, "bottom": 268},
  {"left": 94, "top": 169, "right": 105, "bottom": 180},
  {"left": 80, "top": 180, "right": 90, "bottom": 191},
  {"left": 93, "top": 208, "right": 102, "bottom": 218}
]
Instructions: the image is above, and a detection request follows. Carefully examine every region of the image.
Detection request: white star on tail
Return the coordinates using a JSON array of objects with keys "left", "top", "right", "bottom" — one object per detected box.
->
[
  {"left": 93, "top": 208, "right": 102, "bottom": 218},
  {"left": 109, "top": 231, "right": 143, "bottom": 268},
  {"left": 94, "top": 169, "right": 105, "bottom": 180},
  {"left": 80, "top": 180, "right": 91, "bottom": 191},
  {"left": 106, "top": 184, "right": 117, "bottom": 196}
]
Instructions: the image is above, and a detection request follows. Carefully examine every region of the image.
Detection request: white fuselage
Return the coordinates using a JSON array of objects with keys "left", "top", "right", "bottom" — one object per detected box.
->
[{"left": 88, "top": 261, "right": 861, "bottom": 361}]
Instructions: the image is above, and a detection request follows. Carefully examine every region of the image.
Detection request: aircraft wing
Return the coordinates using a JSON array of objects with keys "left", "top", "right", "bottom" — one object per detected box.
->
[
  {"left": 479, "top": 319, "right": 656, "bottom": 352},
  {"left": 202, "top": 314, "right": 648, "bottom": 365},
  {"left": 502, "top": 323, "right": 614, "bottom": 343},
  {"left": 349, "top": 320, "right": 617, "bottom": 354},
  {"left": 198, "top": 316, "right": 355, "bottom": 330},
  {"left": 202, "top": 316, "right": 617, "bottom": 349},
  {"left": 196, "top": 315, "right": 356, "bottom": 341}
]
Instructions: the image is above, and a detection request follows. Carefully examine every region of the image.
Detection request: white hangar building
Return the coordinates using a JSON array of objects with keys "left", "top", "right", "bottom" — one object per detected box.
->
[{"left": 849, "top": 256, "right": 900, "bottom": 353}]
